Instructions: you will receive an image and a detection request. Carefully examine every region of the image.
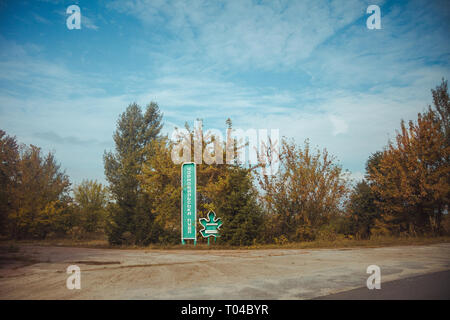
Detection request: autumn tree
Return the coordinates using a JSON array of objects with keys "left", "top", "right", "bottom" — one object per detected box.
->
[
  {"left": 8, "top": 144, "right": 71, "bottom": 238},
  {"left": 138, "top": 137, "right": 180, "bottom": 243},
  {"left": 431, "top": 78, "right": 450, "bottom": 146},
  {"left": 258, "top": 139, "right": 350, "bottom": 242},
  {"left": 139, "top": 120, "right": 263, "bottom": 245},
  {"left": 73, "top": 179, "right": 109, "bottom": 233},
  {"left": 365, "top": 151, "right": 384, "bottom": 178},
  {"left": 368, "top": 82, "right": 450, "bottom": 235},
  {"left": 103, "top": 102, "right": 163, "bottom": 245},
  {"left": 0, "top": 130, "right": 20, "bottom": 236}
]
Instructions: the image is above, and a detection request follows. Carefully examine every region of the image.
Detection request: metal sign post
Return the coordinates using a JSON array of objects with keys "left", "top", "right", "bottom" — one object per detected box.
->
[{"left": 181, "top": 162, "right": 197, "bottom": 245}]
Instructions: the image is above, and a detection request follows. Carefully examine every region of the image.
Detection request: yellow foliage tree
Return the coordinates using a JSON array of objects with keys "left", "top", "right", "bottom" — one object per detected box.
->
[
  {"left": 139, "top": 120, "right": 263, "bottom": 245},
  {"left": 8, "top": 145, "right": 71, "bottom": 238},
  {"left": 258, "top": 139, "right": 350, "bottom": 241},
  {"left": 369, "top": 110, "right": 450, "bottom": 235}
]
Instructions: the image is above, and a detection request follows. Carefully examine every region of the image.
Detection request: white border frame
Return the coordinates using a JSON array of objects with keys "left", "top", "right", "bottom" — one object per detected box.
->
[{"left": 181, "top": 162, "right": 197, "bottom": 242}]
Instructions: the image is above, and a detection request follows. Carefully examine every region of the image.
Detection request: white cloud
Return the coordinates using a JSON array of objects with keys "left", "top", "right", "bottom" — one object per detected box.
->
[
  {"left": 108, "top": 0, "right": 367, "bottom": 71},
  {"left": 32, "top": 13, "right": 52, "bottom": 25},
  {"left": 329, "top": 115, "right": 349, "bottom": 136},
  {"left": 1, "top": 0, "right": 449, "bottom": 185},
  {"left": 82, "top": 15, "right": 99, "bottom": 30},
  {"left": 349, "top": 171, "right": 365, "bottom": 183}
]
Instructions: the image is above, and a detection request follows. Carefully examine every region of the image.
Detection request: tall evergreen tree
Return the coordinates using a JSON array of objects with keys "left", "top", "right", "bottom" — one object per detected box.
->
[
  {"left": 103, "top": 102, "right": 163, "bottom": 245},
  {"left": 344, "top": 151, "right": 384, "bottom": 239},
  {"left": 209, "top": 166, "right": 263, "bottom": 246},
  {"left": 347, "top": 180, "right": 378, "bottom": 239}
]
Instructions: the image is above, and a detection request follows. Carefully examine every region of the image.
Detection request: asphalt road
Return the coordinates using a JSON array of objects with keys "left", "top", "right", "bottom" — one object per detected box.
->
[{"left": 317, "top": 270, "right": 450, "bottom": 300}]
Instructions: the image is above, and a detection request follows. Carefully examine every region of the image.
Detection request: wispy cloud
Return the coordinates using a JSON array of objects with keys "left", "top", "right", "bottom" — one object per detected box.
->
[
  {"left": 0, "top": 0, "right": 449, "bottom": 185},
  {"left": 82, "top": 15, "right": 99, "bottom": 30},
  {"left": 34, "top": 131, "right": 110, "bottom": 147},
  {"left": 107, "top": 0, "right": 367, "bottom": 71},
  {"left": 32, "top": 13, "right": 52, "bottom": 25}
]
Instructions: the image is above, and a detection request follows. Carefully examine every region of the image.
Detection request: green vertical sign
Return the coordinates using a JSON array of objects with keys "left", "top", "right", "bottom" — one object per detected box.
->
[{"left": 181, "top": 162, "right": 196, "bottom": 243}]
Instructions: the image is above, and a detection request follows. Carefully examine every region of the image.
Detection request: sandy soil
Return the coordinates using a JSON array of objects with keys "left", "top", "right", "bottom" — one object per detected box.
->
[{"left": 0, "top": 243, "right": 449, "bottom": 299}]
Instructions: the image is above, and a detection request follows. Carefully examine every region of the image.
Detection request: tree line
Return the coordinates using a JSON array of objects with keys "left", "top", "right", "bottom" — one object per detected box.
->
[{"left": 0, "top": 80, "right": 449, "bottom": 245}]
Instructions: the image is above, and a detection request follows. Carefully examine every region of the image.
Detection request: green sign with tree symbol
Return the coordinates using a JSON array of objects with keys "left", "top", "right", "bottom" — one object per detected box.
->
[{"left": 199, "top": 211, "right": 222, "bottom": 241}]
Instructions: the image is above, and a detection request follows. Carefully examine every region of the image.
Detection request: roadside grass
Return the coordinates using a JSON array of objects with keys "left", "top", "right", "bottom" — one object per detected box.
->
[{"left": 1, "top": 236, "right": 449, "bottom": 250}]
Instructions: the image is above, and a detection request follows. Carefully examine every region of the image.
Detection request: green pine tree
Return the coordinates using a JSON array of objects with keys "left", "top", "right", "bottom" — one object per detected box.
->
[{"left": 103, "top": 102, "right": 163, "bottom": 245}]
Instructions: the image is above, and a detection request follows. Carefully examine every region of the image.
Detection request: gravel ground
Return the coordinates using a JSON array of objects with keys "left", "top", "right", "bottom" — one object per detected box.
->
[{"left": 0, "top": 243, "right": 449, "bottom": 299}]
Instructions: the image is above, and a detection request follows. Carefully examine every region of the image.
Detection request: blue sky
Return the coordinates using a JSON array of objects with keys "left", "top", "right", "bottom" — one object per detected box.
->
[{"left": 0, "top": 0, "right": 449, "bottom": 186}]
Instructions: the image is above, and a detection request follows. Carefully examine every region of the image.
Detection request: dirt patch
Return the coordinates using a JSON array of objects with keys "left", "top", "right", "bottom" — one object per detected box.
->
[
  {"left": 0, "top": 243, "right": 449, "bottom": 299},
  {"left": 73, "top": 261, "right": 121, "bottom": 265},
  {"left": 0, "top": 256, "right": 41, "bottom": 269},
  {"left": 84, "top": 260, "right": 212, "bottom": 271}
]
